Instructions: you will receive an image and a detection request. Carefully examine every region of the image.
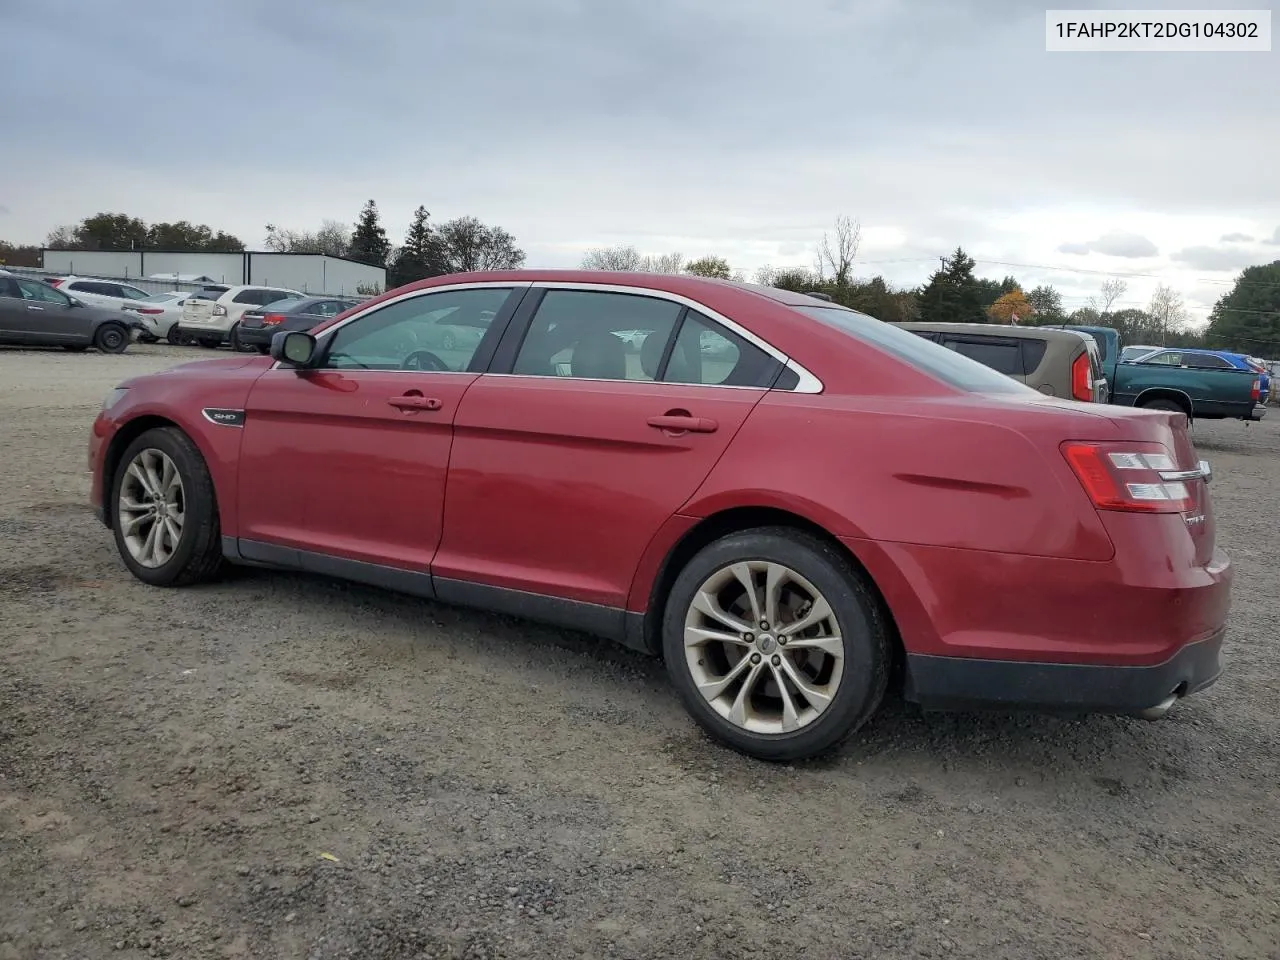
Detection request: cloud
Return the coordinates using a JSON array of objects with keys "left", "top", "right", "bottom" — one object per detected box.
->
[
  {"left": 1263, "top": 227, "right": 1280, "bottom": 246},
  {"left": 0, "top": 204, "right": 10, "bottom": 216},
  {"left": 1170, "top": 245, "right": 1269, "bottom": 272},
  {"left": 1056, "top": 232, "right": 1159, "bottom": 258},
  {"left": 1220, "top": 232, "right": 1253, "bottom": 242}
]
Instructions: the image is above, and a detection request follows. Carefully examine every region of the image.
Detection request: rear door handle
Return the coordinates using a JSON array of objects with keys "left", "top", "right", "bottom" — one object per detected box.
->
[
  {"left": 647, "top": 414, "right": 718, "bottom": 434},
  {"left": 27, "top": 305, "right": 45, "bottom": 311},
  {"left": 387, "top": 395, "right": 443, "bottom": 411}
]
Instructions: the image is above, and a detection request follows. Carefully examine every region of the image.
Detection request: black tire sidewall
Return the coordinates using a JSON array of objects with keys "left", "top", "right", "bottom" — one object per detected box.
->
[
  {"left": 111, "top": 428, "right": 219, "bottom": 587},
  {"left": 662, "top": 528, "right": 887, "bottom": 761},
  {"left": 95, "top": 324, "right": 128, "bottom": 353},
  {"left": 1142, "top": 399, "right": 1183, "bottom": 412}
]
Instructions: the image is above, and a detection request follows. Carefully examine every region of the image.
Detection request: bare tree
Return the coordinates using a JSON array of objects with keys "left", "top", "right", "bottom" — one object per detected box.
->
[
  {"left": 1147, "top": 283, "right": 1188, "bottom": 345},
  {"left": 263, "top": 219, "right": 351, "bottom": 257},
  {"left": 581, "top": 245, "right": 682, "bottom": 273},
  {"left": 581, "top": 245, "right": 644, "bottom": 271},
  {"left": 1088, "top": 277, "right": 1127, "bottom": 317},
  {"left": 44, "top": 224, "right": 79, "bottom": 250},
  {"left": 816, "top": 215, "right": 861, "bottom": 287}
]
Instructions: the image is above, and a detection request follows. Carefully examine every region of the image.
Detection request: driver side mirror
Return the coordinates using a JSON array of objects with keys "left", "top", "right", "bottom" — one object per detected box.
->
[
  {"left": 271, "top": 330, "right": 318, "bottom": 367},
  {"left": 69, "top": 298, "right": 84, "bottom": 308}
]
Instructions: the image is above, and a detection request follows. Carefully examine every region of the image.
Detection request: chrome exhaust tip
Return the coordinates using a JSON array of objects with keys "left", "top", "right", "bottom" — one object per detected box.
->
[{"left": 1134, "top": 692, "right": 1179, "bottom": 721}]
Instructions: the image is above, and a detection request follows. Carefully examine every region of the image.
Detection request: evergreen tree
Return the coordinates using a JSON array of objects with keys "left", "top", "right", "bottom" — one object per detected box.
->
[
  {"left": 349, "top": 199, "right": 390, "bottom": 268},
  {"left": 917, "top": 247, "right": 985, "bottom": 323},
  {"left": 387, "top": 206, "right": 446, "bottom": 287},
  {"left": 1205, "top": 260, "right": 1280, "bottom": 357}
]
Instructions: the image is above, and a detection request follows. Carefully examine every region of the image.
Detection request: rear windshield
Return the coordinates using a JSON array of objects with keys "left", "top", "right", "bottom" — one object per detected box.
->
[
  {"left": 189, "top": 286, "right": 229, "bottom": 300},
  {"left": 793, "top": 306, "right": 1037, "bottom": 394}
]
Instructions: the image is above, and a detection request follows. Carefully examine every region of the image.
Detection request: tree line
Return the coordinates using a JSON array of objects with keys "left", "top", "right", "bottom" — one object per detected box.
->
[
  {"left": 5, "top": 209, "right": 1277, "bottom": 358},
  {"left": 1, "top": 201, "right": 526, "bottom": 291}
]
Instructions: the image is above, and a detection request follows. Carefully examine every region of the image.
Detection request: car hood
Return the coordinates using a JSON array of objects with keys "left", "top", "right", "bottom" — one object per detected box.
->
[{"left": 116, "top": 356, "right": 267, "bottom": 389}]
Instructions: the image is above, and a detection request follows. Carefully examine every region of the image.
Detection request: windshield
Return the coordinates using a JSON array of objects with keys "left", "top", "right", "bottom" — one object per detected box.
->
[{"left": 792, "top": 305, "right": 1037, "bottom": 395}]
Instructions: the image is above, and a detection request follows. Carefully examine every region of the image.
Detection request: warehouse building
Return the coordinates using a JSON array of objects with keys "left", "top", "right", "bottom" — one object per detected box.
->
[{"left": 40, "top": 249, "right": 385, "bottom": 296}]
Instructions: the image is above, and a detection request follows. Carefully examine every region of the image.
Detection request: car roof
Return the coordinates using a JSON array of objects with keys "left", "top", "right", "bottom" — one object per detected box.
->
[{"left": 895, "top": 322, "right": 1093, "bottom": 343}]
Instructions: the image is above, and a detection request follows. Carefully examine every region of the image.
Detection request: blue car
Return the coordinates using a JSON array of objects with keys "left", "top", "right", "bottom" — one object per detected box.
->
[{"left": 1130, "top": 347, "right": 1270, "bottom": 401}]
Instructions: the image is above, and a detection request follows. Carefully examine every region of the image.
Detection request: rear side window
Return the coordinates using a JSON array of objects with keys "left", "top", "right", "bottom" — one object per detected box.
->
[
  {"left": 794, "top": 306, "right": 1035, "bottom": 394},
  {"left": 941, "top": 337, "right": 1024, "bottom": 376},
  {"left": 665, "top": 311, "right": 781, "bottom": 387}
]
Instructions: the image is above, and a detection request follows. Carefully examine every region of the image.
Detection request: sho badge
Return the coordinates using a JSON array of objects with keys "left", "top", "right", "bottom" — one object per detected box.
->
[{"left": 202, "top": 408, "right": 246, "bottom": 427}]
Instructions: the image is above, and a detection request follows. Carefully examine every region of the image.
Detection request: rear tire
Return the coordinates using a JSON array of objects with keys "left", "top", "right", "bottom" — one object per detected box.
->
[
  {"left": 166, "top": 326, "right": 190, "bottom": 346},
  {"left": 94, "top": 323, "right": 129, "bottom": 354},
  {"left": 110, "top": 427, "right": 225, "bottom": 587},
  {"left": 662, "top": 527, "right": 889, "bottom": 762},
  {"left": 229, "top": 323, "right": 254, "bottom": 353},
  {"left": 255, "top": 345, "right": 270, "bottom": 355}
]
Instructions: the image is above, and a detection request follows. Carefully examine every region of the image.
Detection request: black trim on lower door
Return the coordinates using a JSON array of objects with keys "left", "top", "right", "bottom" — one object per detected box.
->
[
  {"left": 903, "top": 629, "right": 1225, "bottom": 715},
  {"left": 222, "top": 539, "right": 652, "bottom": 650},
  {"left": 433, "top": 576, "right": 627, "bottom": 643}
]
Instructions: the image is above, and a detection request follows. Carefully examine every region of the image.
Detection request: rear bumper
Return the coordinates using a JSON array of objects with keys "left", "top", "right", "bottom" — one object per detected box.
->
[
  {"left": 176, "top": 322, "right": 232, "bottom": 340},
  {"left": 905, "top": 628, "right": 1225, "bottom": 714},
  {"left": 235, "top": 325, "right": 275, "bottom": 346},
  {"left": 1249, "top": 404, "right": 1267, "bottom": 420}
]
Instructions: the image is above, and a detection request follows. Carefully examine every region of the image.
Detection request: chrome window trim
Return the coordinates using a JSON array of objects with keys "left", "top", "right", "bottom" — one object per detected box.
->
[{"left": 267, "top": 278, "right": 824, "bottom": 393}]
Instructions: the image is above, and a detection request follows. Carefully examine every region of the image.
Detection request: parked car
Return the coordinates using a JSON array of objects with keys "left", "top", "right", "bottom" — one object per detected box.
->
[
  {"left": 120, "top": 291, "right": 191, "bottom": 343},
  {"left": 1120, "top": 344, "right": 1161, "bottom": 362},
  {"left": 51, "top": 276, "right": 154, "bottom": 310},
  {"left": 174, "top": 284, "right": 303, "bottom": 348},
  {"left": 1113, "top": 348, "right": 1267, "bottom": 421},
  {"left": 236, "top": 296, "right": 364, "bottom": 354},
  {"left": 895, "top": 322, "right": 1108, "bottom": 402},
  {"left": 89, "top": 271, "right": 1230, "bottom": 762},
  {"left": 0, "top": 273, "right": 132, "bottom": 352}
]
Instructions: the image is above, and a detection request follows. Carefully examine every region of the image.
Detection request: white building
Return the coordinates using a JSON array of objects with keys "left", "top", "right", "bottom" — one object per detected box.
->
[{"left": 40, "top": 249, "right": 385, "bottom": 296}]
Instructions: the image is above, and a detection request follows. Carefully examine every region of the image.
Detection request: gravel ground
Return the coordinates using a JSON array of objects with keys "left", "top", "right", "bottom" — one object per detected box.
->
[{"left": 1, "top": 343, "right": 1278, "bottom": 960}]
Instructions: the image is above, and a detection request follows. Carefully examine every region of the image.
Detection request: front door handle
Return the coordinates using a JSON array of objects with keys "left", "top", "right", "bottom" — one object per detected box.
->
[
  {"left": 27, "top": 305, "right": 45, "bottom": 311},
  {"left": 388, "top": 395, "right": 443, "bottom": 411},
  {"left": 647, "top": 414, "right": 718, "bottom": 434}
]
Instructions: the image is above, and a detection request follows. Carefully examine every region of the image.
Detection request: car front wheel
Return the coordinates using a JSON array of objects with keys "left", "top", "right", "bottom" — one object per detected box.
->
[
  {"left": 111, "top": 427, "right": 225, "bottom": 587},
  {"left": 662, "top": 527, "right": 889, "bottom": 762}
]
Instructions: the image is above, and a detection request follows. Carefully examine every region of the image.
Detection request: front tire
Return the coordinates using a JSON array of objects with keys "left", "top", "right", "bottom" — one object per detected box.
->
[
  {"left": 94, "top": 323, "right": 129, "bottom": 354},
  {"left": 110, "top": 427, "right": 225, "bottom": 587},
  {"left": 662, "top": 527, "right": 889, "bottom": 762},
  {"left": 167, "top": 326, "right": 191, "bottom": 346}
]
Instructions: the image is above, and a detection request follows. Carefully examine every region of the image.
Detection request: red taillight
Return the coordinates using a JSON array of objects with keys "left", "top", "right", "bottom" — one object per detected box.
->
[
  {"left": 1062, "top": 441, "right": 1197, "bottom": 514},
  {"left": 1070, "top": 352, "right": 1092, "bottom": 401},
  {"left": 137, "top": 308, "right": 164, "bottom": 315},
  {"left": 1251, "top": 378, "right": 1261, "bottom": 402},
  {"left": 262, "top": 313, "right": 286, "bottom": 326}
]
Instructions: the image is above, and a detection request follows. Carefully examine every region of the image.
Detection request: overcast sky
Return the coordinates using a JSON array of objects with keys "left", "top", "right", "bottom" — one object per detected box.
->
[{"left": 2, "top": 0, "right": 1277, "bottom": 320}]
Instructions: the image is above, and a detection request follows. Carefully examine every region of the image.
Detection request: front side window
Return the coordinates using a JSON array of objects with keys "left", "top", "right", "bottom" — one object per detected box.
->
[
  {"left": 513, "top": 290, "right": 683, "bottom": 381},
  {"left": 17, "top": 279, "right": 72, "bottom": 305},
  {"left": 1143, "top": 351, "right": 1181, "bottom": 366},
  {"left": 322, "top": 287, "right": 513, "bottom": 371}
]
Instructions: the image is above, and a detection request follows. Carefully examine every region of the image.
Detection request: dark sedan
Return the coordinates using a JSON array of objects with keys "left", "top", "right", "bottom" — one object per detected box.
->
[
  {"left": 0, "top": 272, "right": 132, "bottom": 352},
  {"left": 235, "top": 296, "right": 364, "bottom": 353}
]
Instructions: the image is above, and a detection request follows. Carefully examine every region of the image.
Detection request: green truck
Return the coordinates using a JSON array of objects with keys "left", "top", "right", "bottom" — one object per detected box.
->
[{"left": 1064, "top": 325, "right": 1266, "bottom": 422}]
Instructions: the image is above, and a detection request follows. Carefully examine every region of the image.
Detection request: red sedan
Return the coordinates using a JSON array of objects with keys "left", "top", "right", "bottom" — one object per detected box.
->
[{"left": 89, "top": 271, "right": 1231, "bottom": 761}]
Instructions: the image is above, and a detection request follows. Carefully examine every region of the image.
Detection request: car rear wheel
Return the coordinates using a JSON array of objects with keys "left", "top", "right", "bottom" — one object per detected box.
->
[
  {"left": 94, "top": 323, "right": 129, "bottom": 354},
  {"left": 662, "top": 527, "right": 889, "bottom": 762},
  {"left": 111, "top": 427, "right": 225, "bottom": 587},
  {"left": 167, "top": 326, "right": 192, "bottom": 346},
  {"left": 229, "top": 323, "right": 255, "bottom": 353}
]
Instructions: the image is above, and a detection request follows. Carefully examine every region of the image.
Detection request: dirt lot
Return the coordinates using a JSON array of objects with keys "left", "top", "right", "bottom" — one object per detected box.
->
[{"left": 1, "top": 343, "right": 1277, "bottom": 960}]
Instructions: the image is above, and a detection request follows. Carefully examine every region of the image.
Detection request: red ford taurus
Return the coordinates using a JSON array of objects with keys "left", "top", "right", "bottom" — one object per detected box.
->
[{"left": 89, "top": 271, "right": 1231, "bottom": 761}]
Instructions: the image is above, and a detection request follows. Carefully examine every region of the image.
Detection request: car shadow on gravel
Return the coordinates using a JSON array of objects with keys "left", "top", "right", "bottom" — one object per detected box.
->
[{"left": 228, "top": 566, "right": 1202, "bottom": 791}]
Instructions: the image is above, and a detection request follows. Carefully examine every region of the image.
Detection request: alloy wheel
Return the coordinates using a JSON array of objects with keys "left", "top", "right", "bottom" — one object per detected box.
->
[
  {"left": 684, "top": 561, "right": 844, "bottom": 735},
  {"left": 117, "top": 449, "right": 185, "bottom": 568}
]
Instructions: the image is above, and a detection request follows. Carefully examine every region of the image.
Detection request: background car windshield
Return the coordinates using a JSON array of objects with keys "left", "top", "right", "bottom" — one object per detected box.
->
[{"left": 794, "top": 306, "right": 1037, "bottom": 394}]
